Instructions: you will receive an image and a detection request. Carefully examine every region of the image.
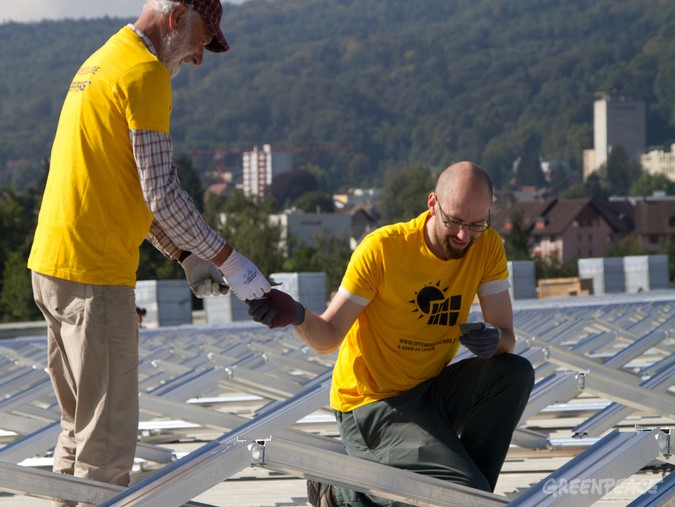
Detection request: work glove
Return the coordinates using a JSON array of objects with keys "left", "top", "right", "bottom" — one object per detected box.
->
[
  {"left": 458, "top": 322, "right": 500, "bottom": 359},
  {"left": 181, "top": 254, "right": 230, "bottom": 297},
  {"left": 218, "top": 249, "right": 271, "bottom": 301},
  {"left": 247, "top": 289, "right": 305, "bottom": 328}
]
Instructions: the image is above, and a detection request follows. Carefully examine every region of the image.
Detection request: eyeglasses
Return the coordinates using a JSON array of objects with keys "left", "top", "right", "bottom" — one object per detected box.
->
[{"left": 436, "top": 200, "right": 490, "bottom": 233}]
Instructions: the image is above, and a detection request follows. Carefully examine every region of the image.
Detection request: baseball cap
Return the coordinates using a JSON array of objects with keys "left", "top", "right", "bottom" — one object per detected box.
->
[{"left": 179, "top": 0, "right": 229, "bottom": 52}]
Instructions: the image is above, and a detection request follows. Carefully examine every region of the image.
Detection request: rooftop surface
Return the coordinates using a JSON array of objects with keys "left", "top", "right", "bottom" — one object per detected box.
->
[{"left": 0, "top": 290, "right": 672, "bottom": 506}]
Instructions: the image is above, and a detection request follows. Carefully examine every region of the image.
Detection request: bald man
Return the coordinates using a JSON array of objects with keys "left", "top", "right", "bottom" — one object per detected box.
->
[{"left": 249, "top": 161, "right": 534, "bottom": 506}]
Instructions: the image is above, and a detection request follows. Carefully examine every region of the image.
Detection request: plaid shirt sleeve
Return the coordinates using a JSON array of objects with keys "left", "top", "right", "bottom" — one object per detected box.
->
[
  {"left": 146, "top": 219, "right": 180, "bottom": 259},
  {"left": 131, "top": 129, "right": 227, "bottom": 260}
]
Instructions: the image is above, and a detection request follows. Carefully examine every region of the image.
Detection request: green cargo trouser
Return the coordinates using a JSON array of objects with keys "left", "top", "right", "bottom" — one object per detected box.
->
[{"left": 334, "top": 353, "right": 534, "bottom": 507}]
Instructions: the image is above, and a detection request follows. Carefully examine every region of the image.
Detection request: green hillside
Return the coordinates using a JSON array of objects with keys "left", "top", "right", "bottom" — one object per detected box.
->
[{"left": 2, "top": 0, "right": 675, "bottom": 191}]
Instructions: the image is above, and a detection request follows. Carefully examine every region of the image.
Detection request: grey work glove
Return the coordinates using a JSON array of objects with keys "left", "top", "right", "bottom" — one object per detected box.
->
[
  {"left": 459, "top": 322, "right": 500, "bottom": 359},
  {"left": 247, "top": 289, "right": 305, "bottom": 328},
  {"left": 218, "top": 249, "right": 271, "bottom": 300},
  {"left": 181, "top": 254, "right": 230, "bottom": 298}
]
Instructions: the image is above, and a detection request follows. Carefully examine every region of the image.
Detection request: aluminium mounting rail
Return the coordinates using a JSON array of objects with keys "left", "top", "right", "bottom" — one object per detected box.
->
[
  {"left": 573, "top": 358, "right": 675, "bottom": 437},
  {"left": 0, "top": 461, "right": 214, "bottom": 507},
  {"left": 544, "top": 343, "right": 675, "bottom": 417},
  {"left": 626, "top": 469, "right": 674, "bottom": 507},
  {"left": 97, "top": 368, "right": 333, "bottom": 507},
  {"left": 250, "top": 435, "right": 509, "bottom": 507},
  {"left": 508, "top": 428, "right": 671, "bottom": 507}
]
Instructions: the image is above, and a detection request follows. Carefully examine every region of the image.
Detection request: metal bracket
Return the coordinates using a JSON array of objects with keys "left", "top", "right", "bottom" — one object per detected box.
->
[
  {"left": 635, "top": 426, "right": 671, "bottom": 457},
  {"left": 542, "top": 346, "right": 551, "bottom": 360},
  {"left": 576, "top": 371, "right": 586, "bottom": 390},
  {"left": 247, "top": 438, "right": 272, "bottom": 464}
]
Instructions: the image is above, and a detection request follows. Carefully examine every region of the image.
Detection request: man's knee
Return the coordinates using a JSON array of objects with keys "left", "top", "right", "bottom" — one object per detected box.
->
[
  {"left": 483, "top": 354, "right": 535, "bottom": 406},
  {"left": 506, "top": 353, "right": 534, "bottom": 378},
  {"left": 493, "top": 353, "right": 534, "bottom": 384}
]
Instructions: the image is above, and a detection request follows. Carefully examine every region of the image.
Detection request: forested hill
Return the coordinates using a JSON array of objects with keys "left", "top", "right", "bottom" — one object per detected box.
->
[{"left": 2, "top": 0, "right": 675, "bottom": 192}]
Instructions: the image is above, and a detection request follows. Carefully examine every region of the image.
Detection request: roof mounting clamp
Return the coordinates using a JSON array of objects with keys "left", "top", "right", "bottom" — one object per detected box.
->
[
  {"left": 635, "top": 426, "right": 671, "bottom": 458},
  {"left": 576, "top": 372, "right": 586, "bottom": 390},
  {"left": 248, "top": 439, "right": 272, "bottom": 464}
]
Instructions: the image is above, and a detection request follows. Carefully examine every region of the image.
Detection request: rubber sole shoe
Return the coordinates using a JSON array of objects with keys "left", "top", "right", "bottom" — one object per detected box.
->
[{"left": 307, "top": 479, "right": 338, "bottom": 507}]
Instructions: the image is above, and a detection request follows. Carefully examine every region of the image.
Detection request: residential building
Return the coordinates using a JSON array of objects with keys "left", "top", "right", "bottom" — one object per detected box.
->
[
  {"left": 493, "top": 198, "right": 635, "bottom": 263},
  {"left": 332, "top": 188, "right": 382, "bottom": 247},
  {"left": 242, "top": 144, "right": 292, "bottom": 201},
  {"left": 269, "top": 210, "right": 352, "bottom": 256},
  {"left": 333, "top": 188, "right": 380, "bottom": 208},
  {"left": 640, "top": 144, "right": 675, "bottom": 182},
  {"left": 343, "top": 204, "right": 379, "bottom": 247},
  {"left": 493, "top": 197, "right": 557, "bottom": 237},
  {"left": 611, "top": 196, "right": 675, "bottom": 253}
]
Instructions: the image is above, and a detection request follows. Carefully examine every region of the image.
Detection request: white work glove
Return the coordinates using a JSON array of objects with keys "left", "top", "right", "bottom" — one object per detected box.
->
[
  {"left": 181, "top": 254, "right": 230, "bottom": 298},
  {"left": 218, "top": 249, "right": 271, "bottom": 301},
  {"left": 458, "top": 322, "right": 500, "bottom": 359}
]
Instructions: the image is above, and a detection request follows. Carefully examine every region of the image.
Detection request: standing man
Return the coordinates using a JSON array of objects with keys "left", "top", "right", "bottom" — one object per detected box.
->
[
  {"left": 28, "top": 0, "right": 270, "bottom": 493},
  {"left": 249, "top": 162, "right": 535, "bottom": 506}
]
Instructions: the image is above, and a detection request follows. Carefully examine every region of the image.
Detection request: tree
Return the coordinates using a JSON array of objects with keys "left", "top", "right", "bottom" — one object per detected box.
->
[
  {"left": 136, "top": 242, "right": 184, "bottom": 281},
  {"left": 604, "top": 234, "right": 650, "bottom": 257},
  {"left": 0, "top": 190, "right": 36, "bottom": 276},
  {"left": 663, "top": 239, "right": 675, "bottom": 282},
  {"left": 0, "top": 188, "right": 41, "bottom": 322},
  {"left": 535, "top": 255, "right": 578, "bottom": 280},
  {"left": 600, "top": 147, "right": 642, "bottom": 196},
  {"left": 503, "top": 210, "right": 531, "bottom": 260},
  {"left": 560, "top": 172, "right": 609, "bottom": 199},
  {"left": 378, "top": 163, "right": 436, "bottom": 224},
  {"left": 175, "top": 152, "right": 204, "bottom": 212},
  {"left": 207, "top": 189, "right": 285, "bottom": 277},
  {"left": 0, "top": 251, "right": 41, "bottom": 322},
  {"left": 292, "top": 191, "right": 335, "bottom": 213},
  {"left": 283, "top": 232, "right": 352, "bottom": 296},
  {"left": 559, "top": 181, "right": 590, "bottom": 198},
  {"left": 584, "top": 172, "right": 610, "bottom": 199},
  {"left": 630, "top": 172, "right": 675, "bottom": 196},
  {"left": 271, "top": 171, "right": 319, "bottom": 211},
  {"left": 548, "top": 163, "right": 573, "bottom": 195},
  {"left": 515, "top": 153, "right": 546, "bottom": 189}
]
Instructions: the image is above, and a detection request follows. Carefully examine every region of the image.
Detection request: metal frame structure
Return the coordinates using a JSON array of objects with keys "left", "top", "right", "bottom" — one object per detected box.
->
[{"left": 0, "top": 291, "right": 671, "bottom": 505}]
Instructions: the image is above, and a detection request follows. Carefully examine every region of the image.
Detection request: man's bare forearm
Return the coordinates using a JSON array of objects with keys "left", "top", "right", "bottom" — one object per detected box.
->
[
  {"left": 495, "top": 327, "right": 516, "bottom": 356},
  {"left": 294, "top": 310, "right": 344, "bottom": 355}
]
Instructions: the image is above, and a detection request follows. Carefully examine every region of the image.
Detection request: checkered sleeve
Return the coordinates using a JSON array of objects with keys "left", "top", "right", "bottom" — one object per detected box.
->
[
  {"left": 145, "top": 219, "right": 181, "bottom": 259},
  {"left": 131, "top": 129, "right": 227, "bottom": 260}
]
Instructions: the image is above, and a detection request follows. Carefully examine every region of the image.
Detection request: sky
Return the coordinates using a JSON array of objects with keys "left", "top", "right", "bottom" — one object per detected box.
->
[{"left": 0, "top": 0, "right": 247, "bottom": 23}]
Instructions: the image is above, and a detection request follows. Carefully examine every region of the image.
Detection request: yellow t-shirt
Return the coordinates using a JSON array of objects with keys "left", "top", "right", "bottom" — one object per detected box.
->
[
  {"left": 28, "top": 26, "right": 171, "bottom": 286},
  {"left": 330, "top": 211, "right": 508, "bottom": 412}
]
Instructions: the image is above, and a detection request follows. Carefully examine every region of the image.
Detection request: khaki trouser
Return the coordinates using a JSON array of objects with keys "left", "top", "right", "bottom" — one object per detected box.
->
[{"left": 32, "top": 271, "right": 139, "bottom": 496}]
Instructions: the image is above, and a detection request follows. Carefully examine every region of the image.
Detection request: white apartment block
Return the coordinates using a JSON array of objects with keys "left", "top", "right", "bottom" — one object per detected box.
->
[{"left": 241, "top": 144, "right": 292, "bottom": 200}]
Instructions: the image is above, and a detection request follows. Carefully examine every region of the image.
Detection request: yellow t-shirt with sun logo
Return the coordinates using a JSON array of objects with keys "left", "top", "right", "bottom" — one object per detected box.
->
[{"left": 330, "top": 210, "right": 508, "bottom": 412}]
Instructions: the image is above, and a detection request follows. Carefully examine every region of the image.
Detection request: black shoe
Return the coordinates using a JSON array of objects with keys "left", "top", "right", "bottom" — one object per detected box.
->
[{"left": 307, "top": 479, "right": 338, "bottom": 507}]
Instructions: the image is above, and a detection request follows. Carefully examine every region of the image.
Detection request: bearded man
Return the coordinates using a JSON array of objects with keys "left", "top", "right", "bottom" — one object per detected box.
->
[
  {"left": 28, "top": 0, "right": 271, "bottom": 495},
  {"left": 248, "top": 162, "right": 535, "bottom": 506}
]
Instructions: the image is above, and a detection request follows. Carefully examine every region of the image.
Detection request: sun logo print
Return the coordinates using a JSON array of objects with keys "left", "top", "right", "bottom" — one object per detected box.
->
[{"left": 409, "top": 282, "right": 461, "bottom": 326}]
